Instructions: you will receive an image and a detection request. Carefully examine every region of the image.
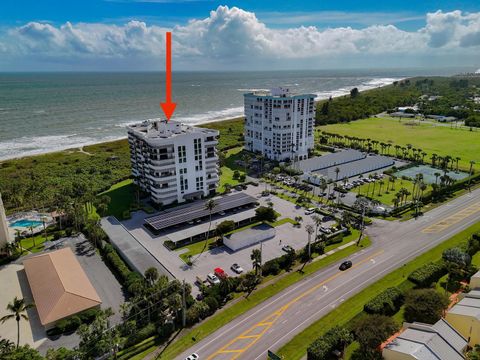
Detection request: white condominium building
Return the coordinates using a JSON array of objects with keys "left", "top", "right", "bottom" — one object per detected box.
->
[
  {"left": 244, "top": 87, "right": 315, "bottom": 161},
  {"left": 127, "top": 120, "right": 219, "bottom": 206}
]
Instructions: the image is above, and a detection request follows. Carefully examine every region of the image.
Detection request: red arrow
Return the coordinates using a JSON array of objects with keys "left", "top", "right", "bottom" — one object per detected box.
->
[{"left": 160, "top": 31, "right": 176, "bottom": 121}]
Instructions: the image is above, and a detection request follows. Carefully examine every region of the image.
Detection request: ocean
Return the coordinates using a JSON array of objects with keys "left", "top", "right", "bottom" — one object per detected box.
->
[{"left": 0, "top": 68, "right": 465, "bottom": 160}]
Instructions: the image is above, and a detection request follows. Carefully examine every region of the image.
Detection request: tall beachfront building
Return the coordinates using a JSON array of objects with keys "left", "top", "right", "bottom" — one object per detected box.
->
[
  {"left": 0, "top": 192, "right": 11, "bottom": 248},
  {"left": 244, "top": 87, "right": 315, "bottom": 161},
  {"left": 127, "top": 120, "right": 219, "bottom": 206}
]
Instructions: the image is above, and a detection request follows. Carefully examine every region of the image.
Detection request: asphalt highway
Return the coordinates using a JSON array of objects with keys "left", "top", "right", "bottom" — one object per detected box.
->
[{"left": 176, "top": 187, "right": 480, "bottom": 360}]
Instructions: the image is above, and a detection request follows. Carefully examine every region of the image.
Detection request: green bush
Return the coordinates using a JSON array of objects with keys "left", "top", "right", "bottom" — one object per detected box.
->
[
  {"left": 125, "top": 323, "right": 156, "bottom": 347},
  {"left": 262, "top": 259, "right": 281, "bottom": 276},
  {"left": 164, "top": 240, "right": 176, "bottom": 250},
  {"left": 122, "top": 210, "right": 131, "bottom": 220},
  {"left": 158, "top": 322, "right": 175, "bottom": 339},
  {"left": 364, "top": 287, "right": 404, "bottom": 315},
  {"left": 408, "top": 262, "right": 447, "bottom": 287},
  {"left": 204, "top": 296, "right": 220, "bottom": 315},
  {"left": 103, "top": 243, "right": 132, "bottom": 282},
  {"left": 307, "top": 326, "right": 353, "bottom": 360}
]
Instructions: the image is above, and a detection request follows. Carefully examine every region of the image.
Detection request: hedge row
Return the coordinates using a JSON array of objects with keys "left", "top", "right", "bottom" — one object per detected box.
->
[
  {"left": 103, "top": 243, "right": 131, "bottom": 282},
  {"left": 408, "top": 262, "right": 447, "bottom": 287},
  {"left": 364, "top": 287, "right": 404, "bottom": 316},
  {"left": 307, "top": 326, "right": 350, "bottom": 360}
]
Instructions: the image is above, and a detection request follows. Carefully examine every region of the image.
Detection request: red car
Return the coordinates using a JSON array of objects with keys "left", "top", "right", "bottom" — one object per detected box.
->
[{"left": 214, "top": 267, "right": 227, "bottom": 279}]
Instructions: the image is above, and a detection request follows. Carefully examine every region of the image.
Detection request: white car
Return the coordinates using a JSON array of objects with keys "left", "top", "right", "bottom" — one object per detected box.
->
[
  {"left": 305, "top": 207, "right": 316, "bottom": 215},
  {"left": 185, "top": 354, "right": 199, "bottom": 360},
  {"left": 207, "top": 273, "right": 221, "bottom": 285}
]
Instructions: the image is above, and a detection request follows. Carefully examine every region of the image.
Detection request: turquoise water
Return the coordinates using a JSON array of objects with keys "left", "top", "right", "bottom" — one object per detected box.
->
[{"left": 9, "top": 219, "right": 43, "bottom": 228}]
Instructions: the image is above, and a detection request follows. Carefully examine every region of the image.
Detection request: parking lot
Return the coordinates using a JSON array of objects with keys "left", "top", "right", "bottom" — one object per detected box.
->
[{"left": 110, "top": 185, "right": 339, "bottom": 289}]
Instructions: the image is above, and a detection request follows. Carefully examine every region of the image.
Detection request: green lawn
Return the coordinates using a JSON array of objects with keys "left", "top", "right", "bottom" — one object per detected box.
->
[
  {"left": 132, "top": 237, "right": 371, "bottom": 360},
  {"left": 321, "top": 117, "right": 480, "bottom": 171},
  {"left": 219, "top": 147, "right": 245, "bottom": 192},
  {"left": 202, "top": 117, "right": 245, "bottom": 150},
  {"left": 353, "top": 176, "right": 418, "bottom": 206},
  {"left": 277, "top": 221, "right": 480, "bottom": 360},
  {"left": 19, "top": 230, "right": 63, "bottom": 253},
  {"left": 98, "top": 179, "right": 134, "bottom": 218}
]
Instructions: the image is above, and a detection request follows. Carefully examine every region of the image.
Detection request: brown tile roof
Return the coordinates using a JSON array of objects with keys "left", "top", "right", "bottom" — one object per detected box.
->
[{"left": 23, "top": 247, "right": 101, "bottom": 326}]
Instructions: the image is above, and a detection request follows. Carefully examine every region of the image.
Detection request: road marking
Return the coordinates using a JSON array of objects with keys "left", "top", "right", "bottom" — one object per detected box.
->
[
  {"left": 206, "top": 250, "right": 384, "bottom": 360},
  {"left": 422, "top": 202, "right": 480, "bottom": 233}
]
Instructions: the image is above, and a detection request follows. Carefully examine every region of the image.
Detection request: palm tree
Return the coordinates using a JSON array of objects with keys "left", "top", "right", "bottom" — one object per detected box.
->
[
  {"left": 468, "top": 161, "right": 476, "bottom": 191},
  {"left": 305, "top": 224, "right": 314, "bottom": 261},
  {"left": 312, "top": 214, "right": 322, "bottom": 242},
  {"left": 28, "top": 225, "right": 35, "bottom": 247},
  {"left": 251, "top": 248, "right": 262, "bottom": 276},
  {"left": 434, "top": 172, "right": 441, "bottom": 185},
  {"left": 41, "top": 216, "right": 48, "bottom": 242},
  {"left": 1, "top": 297, "right": 34, "bottom": 348},
  {"left": 193, "top": 199, "right": 217, "bottom": 264},
  {"left": 334, "top": 167, "right": 340, "bottom": 182}
]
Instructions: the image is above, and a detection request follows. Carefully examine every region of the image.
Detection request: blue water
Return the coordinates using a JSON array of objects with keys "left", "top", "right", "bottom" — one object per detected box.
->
[
  {"left": 9, "top": 219, "right": 43, "bottom": 228},
  {"left": 0, "top": 68, "right": 466, "bottom": 161}
]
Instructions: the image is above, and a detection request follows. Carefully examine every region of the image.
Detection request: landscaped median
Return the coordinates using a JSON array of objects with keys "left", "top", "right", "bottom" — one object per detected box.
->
[
  {"left": 119, "top": 232, "right": 370, "bottom": 360},
  {"left": 276, "top": 221, "right": 480, "bottom": 360}
]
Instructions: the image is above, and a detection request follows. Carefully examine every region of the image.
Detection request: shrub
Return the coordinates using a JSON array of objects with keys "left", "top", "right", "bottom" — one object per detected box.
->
[
  {"left": 262, "top": 259, "right": 281, "bottom": 276},
  {"left": 125, "top": 323, "right": 156, "bottom": 346},
  {"left": 408, "top": 262, "right": 447, "bottom": 287},
  {"left": 164, "top": 240, "right": 176, "bottom": 250},
  {"left": 204, "top": 296, "right": 220, "bottom": 315},
  {"left": 364, "top": 287, "right": 404, "bottom": 315},
  {"left": 122, "top": 210, "right": 131, "bottom": 220},
  {"left": 404, "top": 289, "right": 449, "bottom": 324},
  {"left": 307, "top": 326, "right": 353, "bottom": 360},
  {"left": 158, "top": 322, "right": 175, "bottom": 339},
  {"left": 78, "top": 308, "right": 101, "bottom": 324}
]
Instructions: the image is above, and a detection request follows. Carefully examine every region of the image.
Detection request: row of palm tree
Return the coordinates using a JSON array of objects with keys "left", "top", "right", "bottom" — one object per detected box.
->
[{"left": 320, "top": 131, "right": 473, "bottom": 174}]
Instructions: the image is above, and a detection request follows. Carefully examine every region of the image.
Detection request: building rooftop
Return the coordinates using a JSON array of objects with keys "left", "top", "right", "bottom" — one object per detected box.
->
[
  {"left": 448, "top": 291, "right": 480, "bottom": 319},
  {"left": 245, "top": 87, "right": 316, "bottom": 98},
  {"left": 127, "top": 120, "right": 218, "bottom": 141},
  {"left": 23, "top": 247, "right": 102, "bottom": 326},
  {"left": 384, "top": 319, "right": 467, "bottom": 360}
]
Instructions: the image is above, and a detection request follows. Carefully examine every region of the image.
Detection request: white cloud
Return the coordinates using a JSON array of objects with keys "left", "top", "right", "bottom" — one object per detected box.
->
[{"left": 1, "top": 6, "right": 480, "bottom": 70}]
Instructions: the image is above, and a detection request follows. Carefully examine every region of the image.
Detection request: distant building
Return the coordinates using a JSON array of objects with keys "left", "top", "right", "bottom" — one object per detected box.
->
[
  {"left": 383, "top": 319, "right": 467, "bottom": 360},
  {"left": 23, "top": 247, "right": 102, "bottom": 329},
  {"left": 244, "top": 87, "right": 315, "bottom": 161},
  {"left": 446, "top": 290, "right": 480, "bottom": 346},
  {"left": 0, "top": 192, "right": 11, "bottom": 249},
  {"left": 127, "top": 120, "right": 219, "bottom": 206}
]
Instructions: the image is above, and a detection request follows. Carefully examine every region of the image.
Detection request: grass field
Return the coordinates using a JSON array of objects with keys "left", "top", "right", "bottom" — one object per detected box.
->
[
  {"left": 353, "top": 176, "right": 418, "bottom": 206},
  {"left": 98, "top": 179, "right": 135, "bottom": 218},
  {"left": 322, "top": 117, "right": 480, "bottom": 171},
  {"left": 277, "top": 221, "right": 480, "bottom": 360},
  {"left": 131, "top": 237, "right": 371, "bottom": 360}
]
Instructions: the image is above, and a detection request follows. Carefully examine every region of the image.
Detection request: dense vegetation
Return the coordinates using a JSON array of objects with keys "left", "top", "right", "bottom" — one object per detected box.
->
[
  {"left": 316, "top": 76, "right": 480, "bottom": 125},
  {"left": 0, "top": 117, "right": 245, "bottom": 214}
]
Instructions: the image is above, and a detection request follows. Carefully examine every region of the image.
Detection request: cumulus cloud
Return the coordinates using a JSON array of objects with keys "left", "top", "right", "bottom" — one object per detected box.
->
[{"left": 1, "top": 6, "right": 480, "bottom": 69}]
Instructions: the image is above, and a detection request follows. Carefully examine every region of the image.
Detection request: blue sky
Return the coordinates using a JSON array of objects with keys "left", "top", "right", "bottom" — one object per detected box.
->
[
  {"left": 2, "top": 0, "right": 479, "bottom": 29},
  {"left": 0, "top": 1, "right": 479, "bottom": 71}
]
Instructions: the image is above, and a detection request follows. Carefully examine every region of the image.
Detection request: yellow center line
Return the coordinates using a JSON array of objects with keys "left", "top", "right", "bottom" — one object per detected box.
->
[
  {"left": 206, "top": 249, "right": 385, "bottom": 360},
  {"left": 422, "top": 202, "right": 480, "bottom": 233}
]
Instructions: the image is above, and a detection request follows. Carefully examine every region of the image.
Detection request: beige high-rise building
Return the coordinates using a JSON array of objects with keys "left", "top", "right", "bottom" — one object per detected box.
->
[{"left": 0, "top": 192, "right": 11, "bottom": 248}]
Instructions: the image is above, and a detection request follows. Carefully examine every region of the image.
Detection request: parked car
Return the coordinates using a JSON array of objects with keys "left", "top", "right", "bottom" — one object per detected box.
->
[
  {"left": 185, "top": 354, "right": 199, "bottom": 360},
  {"left": 323, "top": 216, "right": 334, "bottom": 222},
  {"left": 305, "top": 207, "right": 316, "bottom": 215},
  {"left": 320, "top": 226, "right": 331, "bottom": 234},
  {"left": 207, "top": 273, "right": 221, "bottom": 285},
  {"left": 282, "top": 245, "right": 294, "bottom": 253},
  {"left": 231, "top": 263, "right": 244, "bottom": 274},
  {"left": 339, "top": 260, "right": 353, "bottom": 271},
  {"left": 214, "top": 267, "right": 227, "bottom": 279}
]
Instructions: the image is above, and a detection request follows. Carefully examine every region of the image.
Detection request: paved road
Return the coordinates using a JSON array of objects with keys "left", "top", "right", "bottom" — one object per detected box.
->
[{"left": 176, "top": 187, "right": 480, "bottom": 360}]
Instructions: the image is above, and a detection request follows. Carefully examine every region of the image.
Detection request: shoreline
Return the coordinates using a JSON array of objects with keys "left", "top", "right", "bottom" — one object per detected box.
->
[{"left": 0, "top": 76, "right": 405, "bottom": 162}]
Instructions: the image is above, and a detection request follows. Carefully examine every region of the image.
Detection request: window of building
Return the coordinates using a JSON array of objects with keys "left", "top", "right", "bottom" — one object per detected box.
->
[
  {"left": 177, "top": 145, "right": 186, "bottom": 163},
  {"left": 196, "top": 176, "right": 204, "bottom": 191},
  {"left": 195, "top": 161, "right": 203, "bottom": 172}
]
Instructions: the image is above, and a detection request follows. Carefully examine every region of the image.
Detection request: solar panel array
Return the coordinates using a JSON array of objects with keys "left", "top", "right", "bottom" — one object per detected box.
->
[
  {"left": 145, "top": 192, "right": 257, "bottom": 231},
  {"left": 315, "top": 155, "right": 394, "bottom": 180},
  {"left": 298, "top": 150, "right": 365, "bottom": 172}
]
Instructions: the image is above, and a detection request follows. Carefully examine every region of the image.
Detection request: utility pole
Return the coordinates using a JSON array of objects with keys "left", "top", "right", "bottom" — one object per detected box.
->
[
  {"left": 259, "top": 240, "right": 263, "bottom": 277},
  {"left": 182, "top": 279, "right": 186, "bottom": 328}
]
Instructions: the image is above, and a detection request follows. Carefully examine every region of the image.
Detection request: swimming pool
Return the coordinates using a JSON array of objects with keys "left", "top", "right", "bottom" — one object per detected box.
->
[{"left": 9, "top": 219, "right": 43, "bottom": 228}]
